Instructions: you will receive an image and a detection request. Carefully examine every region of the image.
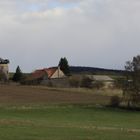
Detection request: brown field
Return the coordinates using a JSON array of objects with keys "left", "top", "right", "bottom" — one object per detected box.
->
[{"left": 0, "top": 85, "right": 111, "bottom": 105}]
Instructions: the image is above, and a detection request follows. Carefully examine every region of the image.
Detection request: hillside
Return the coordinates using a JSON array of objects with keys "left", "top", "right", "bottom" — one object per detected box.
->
[
  {"left": 69, "top": 66, "right": 124, "bottom": 75},
  {"left": 9, "top": 66, "right": 124, "bottom": 77}
]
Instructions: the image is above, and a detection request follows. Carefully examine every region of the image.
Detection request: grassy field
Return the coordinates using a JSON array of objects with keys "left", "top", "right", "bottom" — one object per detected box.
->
[{"left": 0, "top": 85, "right": 139, "bottom": 140}]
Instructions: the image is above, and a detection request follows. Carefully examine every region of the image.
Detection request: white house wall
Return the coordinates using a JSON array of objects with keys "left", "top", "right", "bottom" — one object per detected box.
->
[
  {"left": 51, "top": 69, "right": 65, "bottom": 79},
  {"left": 0, "top": 64, "right": 9, "bottom": 80}
]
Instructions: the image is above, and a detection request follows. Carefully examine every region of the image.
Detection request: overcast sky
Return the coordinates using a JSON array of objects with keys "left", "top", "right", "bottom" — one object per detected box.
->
[{"left": 0, "top": 0, "right": 140, "bottom": 72}]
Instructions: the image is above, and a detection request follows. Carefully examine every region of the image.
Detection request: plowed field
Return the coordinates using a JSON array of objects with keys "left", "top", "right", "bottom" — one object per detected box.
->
[{"left": 0, "top": 85, "right": 110, "bottom": 105}]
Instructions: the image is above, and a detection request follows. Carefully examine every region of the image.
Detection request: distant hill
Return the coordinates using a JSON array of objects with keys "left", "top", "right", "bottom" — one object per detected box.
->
[
  {"left": 30, "top": 66, "right": 124, "bottom": 76},
  {"left": 69, "top": 66, "right": 124, "bottom": 75}
]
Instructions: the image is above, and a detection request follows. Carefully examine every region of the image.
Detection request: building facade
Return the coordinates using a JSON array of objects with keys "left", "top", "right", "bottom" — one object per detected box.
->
[{"left": 0, "top": 58, "right": 9, "bottom": 81}]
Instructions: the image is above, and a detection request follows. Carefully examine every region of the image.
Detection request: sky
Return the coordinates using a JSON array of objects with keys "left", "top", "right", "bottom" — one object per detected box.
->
[{"left": 0, "top": 0, "right": 140, "bottom": 72}]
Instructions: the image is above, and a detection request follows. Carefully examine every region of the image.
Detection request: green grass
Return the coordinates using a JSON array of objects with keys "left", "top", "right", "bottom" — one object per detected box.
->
[{"left": 0, "top": 105, "right": 139, "bottom": 140}]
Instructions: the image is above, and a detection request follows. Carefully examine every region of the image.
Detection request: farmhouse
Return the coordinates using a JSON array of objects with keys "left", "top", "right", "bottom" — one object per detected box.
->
[
  {"left": 93, "top": 75, "right": 114, "bottom": 82},
  {"left": 0, "top": 58, "right": 10, "bottom": 81},
  {"left": 27, "top": 67, "right": 66, "bottom": 83},
  {"left": 46, "top": 67, "right": 65, "bottom": 79},
  {"left": 94, "top": 75, "right": 114, "bottom": 88}
]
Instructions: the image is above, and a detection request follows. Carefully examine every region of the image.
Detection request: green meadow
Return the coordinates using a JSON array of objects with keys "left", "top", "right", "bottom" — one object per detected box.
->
[{"left": 0, "top": 105, "right": 140, "bottom": 140}]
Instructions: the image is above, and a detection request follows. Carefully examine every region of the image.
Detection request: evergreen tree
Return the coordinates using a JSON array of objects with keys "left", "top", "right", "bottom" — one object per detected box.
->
[
  {"left": 12, "top": 66, "right": 23, "bottom": 82},
  {"left": 59, "top": 57, "right": 70, "bottom": 75}
]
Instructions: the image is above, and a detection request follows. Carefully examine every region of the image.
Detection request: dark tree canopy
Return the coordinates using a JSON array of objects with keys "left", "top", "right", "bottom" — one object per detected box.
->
[
  {"left": 80, "top": 76, "right": 93, "bottom": 88},
  {"left": 12, "top": 66, "right": 23, "bottom": 82},
  {"left": 58, "top": 57, "right": 70, "bottom": 75},
  {"left": 0, "top": 58, "right": 9, "bottom": 64}
]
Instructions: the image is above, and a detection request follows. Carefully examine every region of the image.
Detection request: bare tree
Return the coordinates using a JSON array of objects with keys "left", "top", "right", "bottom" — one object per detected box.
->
[{"left": 123, "top": 56, "right": 140, "bottom": 108}]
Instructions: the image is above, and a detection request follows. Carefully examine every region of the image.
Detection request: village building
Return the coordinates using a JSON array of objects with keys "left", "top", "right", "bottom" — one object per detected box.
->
[
  {"left": 27, "top": 67, "right": 66, "bottom": 84},
  {"left": 0, "top": 58, "right": 10, "bottom": 81},
  {"left": 86, "top": 75, "right": 114, "bottom": 88},
  {"left": 46, "top": 67, "right": 65, "bottom": 79}
]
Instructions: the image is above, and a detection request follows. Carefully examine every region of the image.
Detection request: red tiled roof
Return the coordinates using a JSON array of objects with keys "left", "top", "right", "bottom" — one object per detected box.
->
[
  {"left": 28, "top": 67, "right": 57, "bottom": 80},
  {"left": 43, "top": 68, "right": 57, "bottom": 78},
  {"left": 28, "top": 69, "right": 47, "bottom": 80}
]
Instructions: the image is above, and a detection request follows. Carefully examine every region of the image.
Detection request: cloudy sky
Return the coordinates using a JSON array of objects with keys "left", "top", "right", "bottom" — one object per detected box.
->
[{"left": 0, "top": 0, "right": 140, "bottom": 72}]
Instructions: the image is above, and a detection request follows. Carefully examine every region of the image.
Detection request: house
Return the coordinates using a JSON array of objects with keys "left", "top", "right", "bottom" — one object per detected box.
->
[
  {"left": 0, "top": 58, "right": 9, "bottom": 81},
  {"left": 86, "top": 75, "right": 114, "bottom": 88},
  {"left": 28, "top": 69, "right": 48, "bottom": 81},
  {"left": 27, "top": 67, "right": 65, "bottom": 84},
  {"left": 44, "top": 67, "right": 65, "bottom": 79},
  {"left": 92, "top": 75, "right": 114, "bottom": 82},
  {"left": 93, "top": 75, "right": 114, "bottom": 88}
]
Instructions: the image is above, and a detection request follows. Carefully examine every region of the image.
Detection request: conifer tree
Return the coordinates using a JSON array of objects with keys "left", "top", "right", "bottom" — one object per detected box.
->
[
  {"left": 12, "top": 66, "right": 23, "bottom": 82},
  {"left": 59, "top": 57, "right": 70, "bottom": 75}
]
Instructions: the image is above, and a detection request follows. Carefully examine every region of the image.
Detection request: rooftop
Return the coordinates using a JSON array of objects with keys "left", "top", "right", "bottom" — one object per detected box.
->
[
  {"left": 87, "top": 75, "right": 114, "bottom": 81},
  {"left": 28, "top": 67, "right": 58, "bottom": 80}
]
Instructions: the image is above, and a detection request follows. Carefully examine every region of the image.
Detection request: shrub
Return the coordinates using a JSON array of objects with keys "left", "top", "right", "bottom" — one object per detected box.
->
[
  {"left": 110, "top": 96, "right": 121, "bottom": 107},
  {"left": 93, "top": 81, "right": 104, "bottom": 89},
  {"left": 113, "top": 77, "right": 125, "bottom": 89},
  {"left": 69, "top": 76, "right": 81, "bottom": 87},
  {"left": 80, "top": 76, "right": 93, "bottom": 88}
]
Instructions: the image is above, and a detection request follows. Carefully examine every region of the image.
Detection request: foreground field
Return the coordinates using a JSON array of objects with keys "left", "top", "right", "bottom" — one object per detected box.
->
[
  {"left": 0, "top": 105, "right": 140, "bottom": 140},
  {"left": 0, "top": 85, "right": 139, "bottom": 140}
]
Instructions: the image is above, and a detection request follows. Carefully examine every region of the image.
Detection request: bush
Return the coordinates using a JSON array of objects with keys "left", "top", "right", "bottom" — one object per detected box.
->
[
  {"left": 93, "top": 81, "right": 104, "bottom": 89},
  {"left": 113, "top": 77, "right": 125, "bottom": 89},
  {"left": 110, "top": 96, "right": 121, "bottom": 107},
  {"left": 69, "top": 76, "right": 81, "bottom": 87},
  {"left": 80, "top": 76, "right": 93, "bottom": 88}
]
